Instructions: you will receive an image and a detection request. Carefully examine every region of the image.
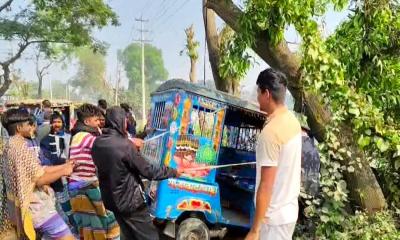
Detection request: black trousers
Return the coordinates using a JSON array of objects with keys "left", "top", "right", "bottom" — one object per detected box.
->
[{"left": 115, "top": 206, "right": 159, "bottom": 240}]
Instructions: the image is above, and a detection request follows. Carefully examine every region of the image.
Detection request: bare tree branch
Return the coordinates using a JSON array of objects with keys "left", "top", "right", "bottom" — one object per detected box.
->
[
  {"left": 1, "top": 39, "right": 71, "bottom": 66},
  {"left": 0, "top": 38, "right": 69, "bottom": 97},
  {"left": 35, "top": 50, "right": 54, "bottom": 98},
  {"left": 0, "top": 0, "right": 14, "bottom": 13},
  {"left": 0, "top": 41, "right": 31, "bottom": 66},
  {"left": 40, "top": 61, "right": 53, "bottom": 75}
]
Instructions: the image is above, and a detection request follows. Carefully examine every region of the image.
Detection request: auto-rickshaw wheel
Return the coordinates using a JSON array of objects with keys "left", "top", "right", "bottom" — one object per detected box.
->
[{"left": 176, "top": 217, "right": 210, "bottom": 240}]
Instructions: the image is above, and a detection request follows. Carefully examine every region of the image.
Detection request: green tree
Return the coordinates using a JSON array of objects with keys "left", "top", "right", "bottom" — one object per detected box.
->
[
  {"left": 181, "top": 24, "right": 199, "bottom": 83},
  {"left": 205, "top": 0, "right": 400, "bottom": 238},
  {"left": 71, "top": 47, "right": 112, "bottom": 102},
  {"left": 218, "top": 25, "right": 251, "bottom": 96},
  {"left": 119, "top": 43, "right": 168, "bottom": 118},
  {"left": 0, "top": 0, "right": 118, "bottom": 97},
  {"left": 120, "top": 43, "right": 168, "bottom": 91}
]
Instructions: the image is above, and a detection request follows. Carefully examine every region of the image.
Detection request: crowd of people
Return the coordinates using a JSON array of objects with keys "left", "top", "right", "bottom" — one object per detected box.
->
[
  {"left": 0, "top": 99, "right": 183, "bottom": 240},
  {"left": 0, "top": 68, "right": 310, "bottom": 240}
]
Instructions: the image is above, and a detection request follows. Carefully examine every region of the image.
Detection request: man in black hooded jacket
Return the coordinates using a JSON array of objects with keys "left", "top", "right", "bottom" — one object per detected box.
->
[{"left": 92, "top": 106, "right": 181, "bottom": 240}]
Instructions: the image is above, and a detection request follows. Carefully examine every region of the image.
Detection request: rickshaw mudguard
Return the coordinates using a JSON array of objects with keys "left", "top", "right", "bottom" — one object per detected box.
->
[{"left": 150, "top": 178, "right": 222, "bottom": 224}]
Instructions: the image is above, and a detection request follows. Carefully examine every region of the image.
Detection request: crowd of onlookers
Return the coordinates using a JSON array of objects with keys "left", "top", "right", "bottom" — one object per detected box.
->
[
  {"left": 0, "top": 99, "right": 183, "bottom": 240},
  {"left": 0, "top": 68, "right": 322, "bottom": 240}
]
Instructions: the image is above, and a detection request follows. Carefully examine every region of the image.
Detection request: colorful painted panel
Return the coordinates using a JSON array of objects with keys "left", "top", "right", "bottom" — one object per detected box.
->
[
  {"left": 149, "top": 91, "right": 226, "bottom": 183},
  {"left": 172, "top": 135, "right": 217, "bottom": 182},
  {"left": 150, "top": 179, "right": 221, "bottom": 224}
]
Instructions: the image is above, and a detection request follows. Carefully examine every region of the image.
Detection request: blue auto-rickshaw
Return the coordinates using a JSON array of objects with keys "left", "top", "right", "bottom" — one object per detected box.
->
[{"left": 142, "top": 79, "right": 266, "bottom": 239}]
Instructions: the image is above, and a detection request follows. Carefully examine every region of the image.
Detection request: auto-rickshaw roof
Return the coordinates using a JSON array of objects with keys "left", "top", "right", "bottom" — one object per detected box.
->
[{"left": 154, "top": 79, "right": 266, "bottom": 116}]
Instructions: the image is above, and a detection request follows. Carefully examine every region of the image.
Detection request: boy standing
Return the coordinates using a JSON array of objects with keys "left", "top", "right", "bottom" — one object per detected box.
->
[
  {"left": 68, "top": 104, "right": 120, "bottom": 239},
  {"left": 1, "top": 109, "right": 74, "bottom": 240},
  {"left": 246, "top": 69, "right": 302, "bottom": 240}
]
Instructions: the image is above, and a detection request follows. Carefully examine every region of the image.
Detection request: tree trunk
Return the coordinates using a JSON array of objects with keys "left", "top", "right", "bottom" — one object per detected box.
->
[
  {"left": 203, "top": 0, "right": 225, "bottom": 91},
  {"left": 338, "top": 123, "right": 387, "bottom": 211},
  {"left": 230, "top": 79, "right": 240, "bottom": 96},
  {"left": 190, "top": 58, "right": 197, "bottom": 83},
  {"left": 35, "top": 52, "right": 43, "bottom": 98},
  {"left": 37, "top": 76, "right": 43, "bottom": 98},
  {"left": 0, "top": 41, "right": 31, "bottom": 98},
  {"left": 206, "top": 0, "right": 386, "bottom": 212},
  {"left": 0, "top": 64, "right": 12, "bottom": 97}
]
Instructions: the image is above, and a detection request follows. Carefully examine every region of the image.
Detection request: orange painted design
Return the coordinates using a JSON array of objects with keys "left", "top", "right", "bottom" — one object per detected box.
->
[
  {"left": 176, "top": 199, "right": 212, "bottom": 213},
  {"left": 180, "top": 98, "right": 192, "bottom": 134},
  {"left": 213, "top": 110, "right": 225, "bottom": 150},
  {"left": 177, "top": 200, "right": 189, "bottom": 210}
]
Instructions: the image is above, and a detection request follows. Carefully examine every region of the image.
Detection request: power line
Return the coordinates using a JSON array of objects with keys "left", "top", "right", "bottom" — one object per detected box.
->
[
  {"left": 152, "top": 0, "right": 190, "bottom": 32},
  {"left": 150, "top": 0, "right": 168, "bottom": 19},
  {"left": 140, "top": 0, "right": 155, "bottom": 17},
  {"left": 126, "top": 22, "right": 136, "bottom": 45},
  {"left": 149, "top": 0, "right": 180, "bottom": 29}
]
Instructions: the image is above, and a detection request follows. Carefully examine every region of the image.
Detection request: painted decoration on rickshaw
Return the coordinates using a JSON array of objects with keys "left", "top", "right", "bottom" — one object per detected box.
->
[
  {"left": 188, "top": 107, "right": 216, "bottom": 138},
  {"left": 168, "top": 179, "right": 217, "bottom": 196},
  {"left": 213, "top": 110, "right": 225, "bottom": 150},
  {"left": 150, "top": 178, "right": 220, "bottom": 223},
  {"left": 177, "top": 199, "right": 212, "bottom": 213},
  {"left": 173, "top": 135, "right": 217, "bottom": 180},
  {"left": 169, "top": 121, "right": 178, "bottom": 134},
  {"left": 180, "top": 98, "right": 192, "bottom": 135},
  {"left": 147, "top": 91, "right": 226, "bottom": 183}
]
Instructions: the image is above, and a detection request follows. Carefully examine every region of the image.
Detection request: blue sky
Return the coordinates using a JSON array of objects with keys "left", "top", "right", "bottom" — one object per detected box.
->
[{"left": 1, "top": 0, "right": 350, "bottom": 97}]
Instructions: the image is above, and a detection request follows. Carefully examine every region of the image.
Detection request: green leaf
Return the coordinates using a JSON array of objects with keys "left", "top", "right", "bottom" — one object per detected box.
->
[
  {"left": 320, "top": 215, "right": 330, "bottom": 223},
  {"left": 375, "top": 138, "right": 389, "bottom": 152},
  {"left": 348, "top": 107, "right": 360, "bottom": 116},
  {"left": 357, "top": 135, "right": 371, "bottom": 148},
  {"left": 337, "top": 180, "right": 347, "bottom": 191},
  {"left": 394, "top": 145, "right": 400, "bottom": 158},
  {"left": 395, "top": 159, "right": 400, "bottom": 170}
]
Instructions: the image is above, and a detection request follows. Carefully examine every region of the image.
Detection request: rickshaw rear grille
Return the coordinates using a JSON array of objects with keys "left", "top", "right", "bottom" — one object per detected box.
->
[{"left": 142, "top": 132, "right": 168, "bottom": 165}]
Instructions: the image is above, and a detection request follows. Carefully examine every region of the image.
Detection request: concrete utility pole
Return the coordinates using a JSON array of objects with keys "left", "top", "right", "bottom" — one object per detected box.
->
[
  {"left": 49, "top": 77, "right": 53, "bottom": 100},
  {"left": 65, "top": 81, "right": 69, "bottom": 100},
  {"left": 134, "top": 16, "right": 151, "bottom": 125}
]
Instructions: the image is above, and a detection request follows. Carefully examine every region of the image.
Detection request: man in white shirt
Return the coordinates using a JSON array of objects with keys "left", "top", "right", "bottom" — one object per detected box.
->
[{"left": 245, "top": 68, "right": 302, "bottom": 240}]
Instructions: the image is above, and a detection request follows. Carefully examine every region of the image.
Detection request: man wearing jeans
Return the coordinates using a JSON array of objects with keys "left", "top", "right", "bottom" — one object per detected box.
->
[{"left": 245, "top": 68, "right": 302, "bottom": 240}]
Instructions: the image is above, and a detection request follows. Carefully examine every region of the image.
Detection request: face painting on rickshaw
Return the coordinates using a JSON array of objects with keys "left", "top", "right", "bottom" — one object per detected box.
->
[{"left": 173, "top": 135, "right": 210, "bottom": 177}]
